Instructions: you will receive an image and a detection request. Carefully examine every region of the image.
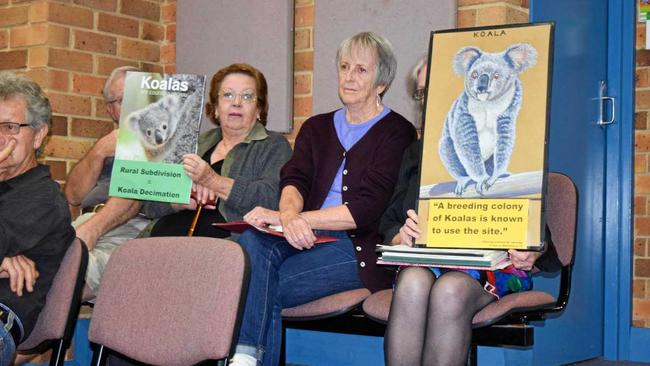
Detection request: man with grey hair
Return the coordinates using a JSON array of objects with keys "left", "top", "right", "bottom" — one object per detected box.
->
[
  {"left": 64, "top": 66, "right": 151, "bottom": 299},
  {"left": 0, "top": 72, "right": 75, "bottom": 362}
]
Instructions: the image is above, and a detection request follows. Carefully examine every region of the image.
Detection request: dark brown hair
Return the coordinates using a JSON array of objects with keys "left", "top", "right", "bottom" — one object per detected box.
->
[{"left": 205, "top": 63, "right": 269, "bottom": 126}]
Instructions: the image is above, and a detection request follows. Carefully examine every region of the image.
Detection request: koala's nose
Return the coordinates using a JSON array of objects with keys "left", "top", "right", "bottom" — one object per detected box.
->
[
  {"left": 477, "top": 74, "right": 490, "bottom": 93},
  {"left": 155, "top": 130, "right": 164, "bottom": 144}
]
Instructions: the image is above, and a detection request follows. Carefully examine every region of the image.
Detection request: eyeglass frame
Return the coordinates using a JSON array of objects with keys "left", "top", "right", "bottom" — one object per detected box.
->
[
  {"left": 218, "top": 89, "right": 257, "bottom": 104},
  {"left": 105, "top": 96, "right": 123, "bottom": 106},
  {"left": 0, "top": 122, "right": 32, "bottom": 136},
  {"left": 412, "top": 88, "right": 426, "bottom": 102}
]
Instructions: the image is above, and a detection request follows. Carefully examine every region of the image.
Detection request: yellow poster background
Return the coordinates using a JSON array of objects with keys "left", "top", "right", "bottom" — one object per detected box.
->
[
  {"left": 426, "top": 198, "right": 537, "bottom": 249},
  {"left": 416, "top": 23, "right": 552, "bottom": 247}
]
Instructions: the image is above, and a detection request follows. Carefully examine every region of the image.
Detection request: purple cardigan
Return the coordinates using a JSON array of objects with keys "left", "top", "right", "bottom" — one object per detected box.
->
[{"left": 281, "top": 110, "right": 417, "bottom": 292}]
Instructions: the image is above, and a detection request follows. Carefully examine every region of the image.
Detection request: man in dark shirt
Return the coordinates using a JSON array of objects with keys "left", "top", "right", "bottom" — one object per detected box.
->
[{"left": 0, "top": 72, "right": 75, "bottom": 364}]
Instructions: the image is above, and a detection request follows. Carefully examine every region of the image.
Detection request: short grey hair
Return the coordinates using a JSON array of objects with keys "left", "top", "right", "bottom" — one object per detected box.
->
[
  {"left": 336, "top": 32, "right": 397, "bottom": 97},
  {"left": 0, "top": 71, "right": 51, "bottom": 130},
  {"left": 408, "top": 55, "right": 428, "bottom": 97},
  {"left": 103, "top": 65, "right": 139, "bottom": 100}
]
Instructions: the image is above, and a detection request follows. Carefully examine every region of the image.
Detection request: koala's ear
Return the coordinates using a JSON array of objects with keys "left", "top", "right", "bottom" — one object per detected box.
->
[
  {"left": 452, "top": 47, "right": 482, "bottom": 76},
  {"left": 505, "top": 43, "right": 538, "bottom": 72},
  {"left": 128, "top": 114, "right": 138, "bottom": 130}
]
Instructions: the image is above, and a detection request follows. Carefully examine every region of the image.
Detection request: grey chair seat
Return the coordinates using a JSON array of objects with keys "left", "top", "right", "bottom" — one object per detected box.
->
[
  {"left": 362, "top": 288, "right": 556, "bottom": 328},
  {"left": 282, "top": 288, "right": 371, "bottom": 321}
]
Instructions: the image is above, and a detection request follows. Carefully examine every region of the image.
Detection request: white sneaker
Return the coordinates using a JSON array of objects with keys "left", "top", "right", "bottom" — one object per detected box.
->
[{"left": 229, "top": 353, "right": 257, "bottom": 366}]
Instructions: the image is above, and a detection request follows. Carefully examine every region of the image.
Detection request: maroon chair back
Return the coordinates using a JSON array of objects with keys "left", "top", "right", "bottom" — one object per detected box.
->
[
  {"left": 88, "top": 237, "right": 248, "bottom": 366},
  {"left": 17, "top": 238, "right": 88, "bottom": 366},
  {"left": 544, "top": 172, "right": 578, "bottom": 267}
]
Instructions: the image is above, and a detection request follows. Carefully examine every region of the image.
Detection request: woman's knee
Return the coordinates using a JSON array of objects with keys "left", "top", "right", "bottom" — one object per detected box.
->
[
  {"left": 395, "top": 267, "right": 435, "bottom": 296},
  {"left": 429, "top": 272, "right": 480, "bottom": 309}
]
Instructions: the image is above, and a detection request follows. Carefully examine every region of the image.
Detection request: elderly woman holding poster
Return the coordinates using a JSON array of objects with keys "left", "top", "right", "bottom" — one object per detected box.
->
[
  {"left": 380, "top": 60, "right": 562, "bottom": 366},
  {"left": 228, "top": 32, "right": 417, "bottom": 366},
  {"left": 145, "top": 63, "right": 292, "bottom": 237}
]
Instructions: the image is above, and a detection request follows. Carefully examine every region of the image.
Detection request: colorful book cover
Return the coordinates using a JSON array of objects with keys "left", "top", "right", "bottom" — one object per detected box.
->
[
  {"left": 416, "top": 23, "right": 554, "bottom": 249},
  {"left": 109, "top": 71, "right": 206, "bottom": 203}
]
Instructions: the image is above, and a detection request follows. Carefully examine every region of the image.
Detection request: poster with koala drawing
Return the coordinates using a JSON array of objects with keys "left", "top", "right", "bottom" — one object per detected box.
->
[
  {"left": 109, "top": 71, "right": 206, "bottom": 204},
  {"left": 416, "top": 22, "right": 553, "bottom": 250}
]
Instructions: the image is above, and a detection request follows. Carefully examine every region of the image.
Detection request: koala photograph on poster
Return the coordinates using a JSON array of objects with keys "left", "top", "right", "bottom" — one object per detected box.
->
[
  {"left": 416, "top": 23, "right": 553, "bottom": 248},
  {"left": 115, "top": 72, "right": 206, "bottom": 163},
  {"left": 108, "top": 72, "right": 207, "bottom": 204}
]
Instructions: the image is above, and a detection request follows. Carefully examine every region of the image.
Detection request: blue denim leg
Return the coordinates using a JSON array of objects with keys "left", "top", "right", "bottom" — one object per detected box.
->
[
  {"left": 243, "top": 230, "right": 364, "bottom": 366},
  {"left": 236, "top": 229, "right": 300, "bottom": 361},
  {"left": 0, "top": 325, "right": 16, "bottom": 366}
]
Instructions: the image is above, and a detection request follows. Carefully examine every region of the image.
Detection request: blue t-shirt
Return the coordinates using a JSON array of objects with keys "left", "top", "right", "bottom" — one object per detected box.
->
[{"left": 320, "top": 106, "right": 391, "bottom": 209}]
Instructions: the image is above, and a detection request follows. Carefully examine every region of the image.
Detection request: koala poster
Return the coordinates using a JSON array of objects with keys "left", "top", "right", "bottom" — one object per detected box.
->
[
  {"left": 416, "top": 23, "right": 553, "bottom": 249},
  {"left": 109, "top": 71, "right": 206, "bottom": 204}
]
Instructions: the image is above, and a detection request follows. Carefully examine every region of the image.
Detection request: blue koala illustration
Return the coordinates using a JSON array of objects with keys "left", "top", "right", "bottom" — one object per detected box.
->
[{"left": 439, "top": 43, "right": 537, "bottom": 196}]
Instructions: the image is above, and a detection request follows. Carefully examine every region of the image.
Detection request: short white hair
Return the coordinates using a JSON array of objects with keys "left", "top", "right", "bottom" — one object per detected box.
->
[
  {"left": 103, "top": 66, "right": 139, "bottom": 100},
  {"left": 0, "top": 72, "right": 51, "bottom": 130},
  {"left": 336, "top": 32, "right": 397, "bottom": 98},
  {"left": 408, "top": 55, "right": 428, "bottom": 97}
]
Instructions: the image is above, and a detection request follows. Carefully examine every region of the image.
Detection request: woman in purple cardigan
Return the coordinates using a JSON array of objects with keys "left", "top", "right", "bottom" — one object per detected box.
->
[{"left": 229, "top": 32, "right": 417, "bottom": 366}]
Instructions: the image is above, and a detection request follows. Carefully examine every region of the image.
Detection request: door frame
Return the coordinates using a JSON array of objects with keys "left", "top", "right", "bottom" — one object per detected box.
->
[{"left": 604, "top": 0, "right": 637, "bottom": 361}]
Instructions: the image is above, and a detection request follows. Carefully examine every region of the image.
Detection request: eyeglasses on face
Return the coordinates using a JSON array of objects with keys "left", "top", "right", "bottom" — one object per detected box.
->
[
  {"left": 0, "top": 122, "right": 31, "bottom": 136},
  {"left": 413, "top": 88, "right": 426, "bottom": 102},
  {"left": 106, "top": 96, "right": 123, "bottom": 106},
  {"left": 218, "top": 89, "right": 257, "bottom": 104}
]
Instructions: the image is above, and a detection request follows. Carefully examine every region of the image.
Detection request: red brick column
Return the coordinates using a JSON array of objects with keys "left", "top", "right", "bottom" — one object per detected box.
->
[
  {"left": 635, "top": 21, "right": 650, "bottom": 328},
  {"left": 0, "top": 0, "right": 176, "bottom": 187}
]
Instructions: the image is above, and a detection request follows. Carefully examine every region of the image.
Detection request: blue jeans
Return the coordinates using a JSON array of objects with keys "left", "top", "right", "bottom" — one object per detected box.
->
[
  {"left": 235, "top": 229, "right": 364, "bottom": 365},
  {"left": 0, "top": 311, "right": 17, "bottom": 366}
]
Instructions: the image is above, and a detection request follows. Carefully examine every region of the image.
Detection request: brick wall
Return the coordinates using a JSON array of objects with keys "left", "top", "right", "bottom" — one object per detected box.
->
[
  {"left": 0, "top": 0, "right": 528, "bottom": 173},
  {"left": 0, "top": 0, "right": 176, "bottom": 185},
  {"left": 290, "top": 0, "right": 314, "bottom": 142},
  {"left": 288, "top": 0, "right": 529, "bottom": 142},
  {"left": 635, "top": 21, "right": 650, "bottom": 328},
  {"left": 457, "top": 0, "right": 529, "bottom": 27}
]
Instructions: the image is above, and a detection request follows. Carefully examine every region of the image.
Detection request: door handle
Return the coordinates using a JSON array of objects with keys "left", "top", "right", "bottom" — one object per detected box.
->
[{"left": 596, "top": 80, "right": 615, "bottom": 126}]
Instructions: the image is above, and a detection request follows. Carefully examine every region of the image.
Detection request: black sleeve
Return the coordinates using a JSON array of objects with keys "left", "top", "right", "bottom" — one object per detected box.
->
[
  {"left": 379, "top": 141, "right": 421, "bottom": 244},
  {"left": 535, "top": 225, "right": 563, "bottom": 273}
]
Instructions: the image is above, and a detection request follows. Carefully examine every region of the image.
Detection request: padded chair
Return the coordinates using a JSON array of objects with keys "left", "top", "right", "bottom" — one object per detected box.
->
[
  {"left": 88, "top": 237, "right": 249, "bottom": 366},
  {"left": 280, "top": 288, "right": 376, "bottom": 365},
  {"left": 362, "top": 172, "right": 578, "bottom": 365},
  {"left": 17, "top": 237, "right": 89, "bottom": 366}
]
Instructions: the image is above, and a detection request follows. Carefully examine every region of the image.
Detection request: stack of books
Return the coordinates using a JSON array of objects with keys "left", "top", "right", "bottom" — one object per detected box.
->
[{"left": 376, "top": 245, "right": 511, "bottom": 271}]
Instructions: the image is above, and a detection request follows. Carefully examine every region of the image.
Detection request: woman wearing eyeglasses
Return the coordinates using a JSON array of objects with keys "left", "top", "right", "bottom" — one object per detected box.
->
[
  {"left": 145, "top": 63, "right": 292, "bottom": 237},
  {"left": 228, "top": 32, "right": 417, "bottom": 366}
]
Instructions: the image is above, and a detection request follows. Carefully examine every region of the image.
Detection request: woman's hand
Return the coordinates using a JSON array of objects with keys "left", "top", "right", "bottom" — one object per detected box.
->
[
  {"left": 244, "top": 206, "right": 281, "bottom": 227},
  {"left": 280, "top": 211, "right": 316, "bottom": 250},
  {"left": 183, "top": 154, "right": 219, "bottom": 187},
  {"left": 190, "top": 183, "right": 217, "bottom": 207},
  {"left": 508, "top": 249, "right": 544, "bottom": 271},
  {"left": 396, "top": 209, "right": 422, "bottom": 247}
]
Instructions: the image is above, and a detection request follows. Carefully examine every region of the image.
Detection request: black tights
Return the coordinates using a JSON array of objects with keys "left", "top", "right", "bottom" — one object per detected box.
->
[{"left": 384, "top": 267, "right": 496, "bottom": 366}]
